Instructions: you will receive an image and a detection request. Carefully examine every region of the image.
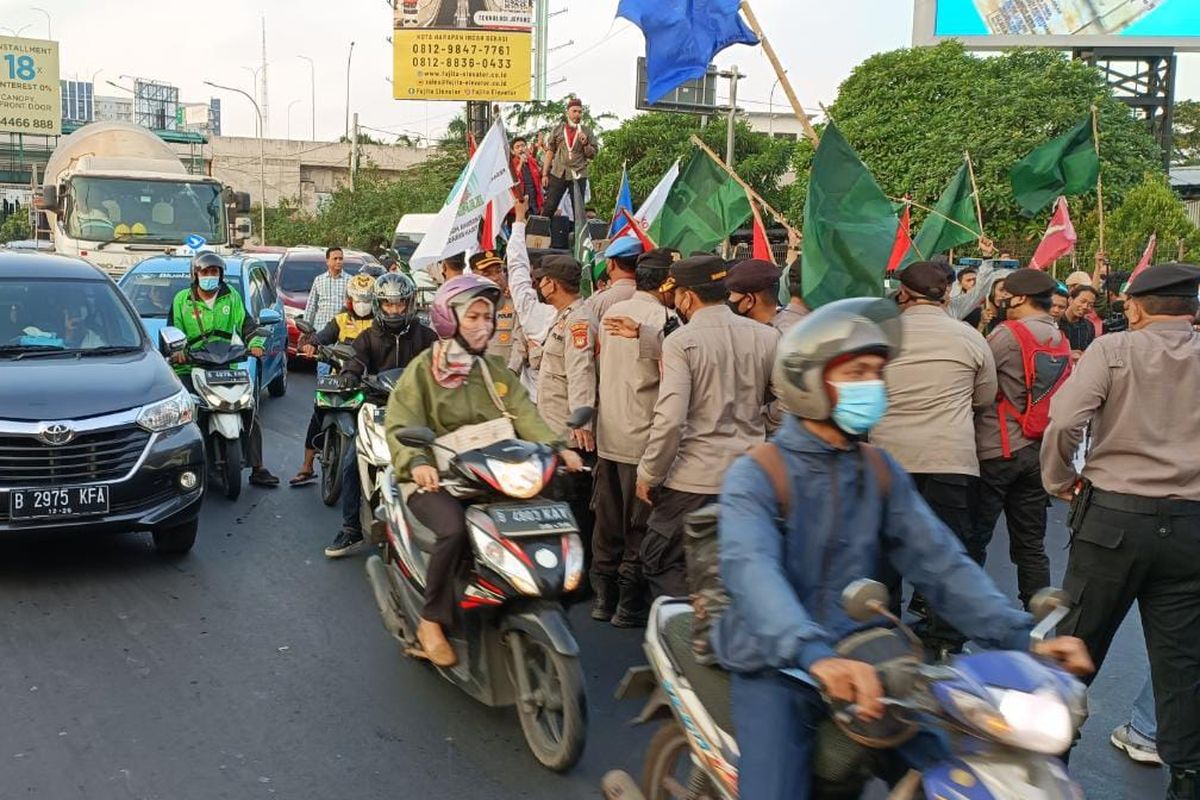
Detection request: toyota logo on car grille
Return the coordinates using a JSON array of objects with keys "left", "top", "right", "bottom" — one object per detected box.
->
[{"left": 37, "top": 423, "right": 75, "bottom": 446}]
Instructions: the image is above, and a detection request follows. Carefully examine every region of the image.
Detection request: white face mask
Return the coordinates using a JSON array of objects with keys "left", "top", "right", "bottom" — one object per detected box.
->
[{"left": 352, "top": 301, "right": 373, "bottom": 317}]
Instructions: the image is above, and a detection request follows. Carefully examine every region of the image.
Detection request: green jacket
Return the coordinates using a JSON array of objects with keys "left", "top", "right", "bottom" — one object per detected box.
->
[
  {"left": 167, "top": 283, "right": 264, "bottom": 375},
  {"left": 385, "top": 349, "right": 560, "bottom": 482}
]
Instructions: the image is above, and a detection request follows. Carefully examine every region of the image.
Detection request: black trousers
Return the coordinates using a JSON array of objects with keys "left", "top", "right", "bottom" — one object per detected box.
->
[
  {"left": 590, "top": 458, "right": 651, "bottom": 590},
  {"left": 642, "top": 487, "right": 718, "bottom": 601},
  {"left": 1061, "top": 491, "right": 1200, "bottom": 771},
  {"left": 407, "top": 489, "right": 469, "bottom": 628},
  {"left": 908, "top": 473, "right": 975, "bottom": 647},
  {"left": 558, "top": 450, "right": 596, "bottom": 573},
  {"left": 543, "top": 175, "right": 588, "bottom": 219},
  {"left": 970, "top": 445, "right": 1050, "bottom": 606},
  {"left": 304, "top": 410, "right": 320, "bottom": 451}
]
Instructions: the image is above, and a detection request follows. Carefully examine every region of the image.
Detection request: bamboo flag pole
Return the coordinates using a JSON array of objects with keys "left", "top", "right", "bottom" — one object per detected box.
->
[
  {"left": 888, "top": 195, "right": 984, "bottom": 242},
  {"left": 963, "top": 150, "right": 995, "bottom": 253},
  {"left": 1092, "top": 104, "right": 1106, "bottom": 254},
  {"left": 689, "top": 134, "right": 799, "bottom": 238},
  {"left": 738, "top": 1, "right": 821, "bottom": 148}
]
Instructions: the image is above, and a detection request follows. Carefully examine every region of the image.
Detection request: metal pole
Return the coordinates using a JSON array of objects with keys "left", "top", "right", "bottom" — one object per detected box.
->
[
  {"left": 298, "top": 55, "right": 316, "bottom": 140},
  {"left": 345, "top": 41, "right": 356, "bottom": 142},
  {"left": 204, "top": 81, "right": 267, "bottom": 246},
  {"left": 31, "top": 7, "right": 51, "bottom": 39},
  {"left": 535, "top": 0, "right": 549, "bottom": 101},
  {"left": 351, "top": 113, "right": 360, "bottom": 191},
  {"left": 726, "top": 66, "right": 739, "bottom": 172},
  {"left": 287, "top": 99, "right": 301, "bottom": 141}
]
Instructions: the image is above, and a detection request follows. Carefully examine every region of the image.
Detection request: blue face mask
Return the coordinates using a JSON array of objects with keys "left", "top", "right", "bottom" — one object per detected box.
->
[
  {"left": 829, "top": 380, "right": 888, "bottom": 435},
  {"left": 198, "top": 276, "right": 220, "bottom": 292}
]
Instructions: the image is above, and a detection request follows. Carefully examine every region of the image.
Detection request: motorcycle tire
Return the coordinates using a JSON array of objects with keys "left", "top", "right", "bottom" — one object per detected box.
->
[
  {"left": 640, "top": 721, "right": 713, "bottom": 800},
  {"left": 508, "top": 631, "right": 587, "bottom": 772},
  {"left": 215, "top": 437, "right": 242, "bottom": 502},
  {"left": 320, "top": 432, "right": 344, "bottom": 507}
]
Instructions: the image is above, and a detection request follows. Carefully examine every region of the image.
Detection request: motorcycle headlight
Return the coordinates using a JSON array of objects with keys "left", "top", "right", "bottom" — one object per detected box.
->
[
  {"left": 469, "top": 524, "right": 539, "bottom": 596},
  {"left": 993, "top": 688, "right": 1074, "bottom": 755},
  {"left": 485, "top": 458, "right": 544, "bottom": 499},
  {"left": 137, "top": 388, "right": 194, "bottom": 432},
  {"left": 945, "top": 688, "right": 1013, "bottom": 742}
]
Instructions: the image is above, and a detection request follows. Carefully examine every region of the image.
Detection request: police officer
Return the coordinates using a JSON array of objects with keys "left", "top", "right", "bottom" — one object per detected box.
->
[
  {"left": 473, "top": 250, "right": 517, "bottom": 363},
  {"left": 1041, "top": 263, "right": 1200, "bottom": 800},
  {"left": 586, "top": 236, "right": 643, "bottom": 322},
  {"left": 636, "top": 255, "right": 779, "bottom": 599},
  {"left": 532, "top": 254, "right": 598, "bottom": 559},
  {"left": 725, "top": 258, "right": 783, "bottom": 328}
]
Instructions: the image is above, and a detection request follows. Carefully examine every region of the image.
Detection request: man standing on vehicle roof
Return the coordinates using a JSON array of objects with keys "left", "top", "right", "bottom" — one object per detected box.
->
[{"left": 168, "top": 252, "right": 279, "bottom": 488}]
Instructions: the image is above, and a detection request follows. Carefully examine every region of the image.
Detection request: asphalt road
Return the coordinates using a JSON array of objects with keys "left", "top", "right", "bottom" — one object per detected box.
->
[{"left": 0, "top": 370, "right": 1167, "bottom": 799}]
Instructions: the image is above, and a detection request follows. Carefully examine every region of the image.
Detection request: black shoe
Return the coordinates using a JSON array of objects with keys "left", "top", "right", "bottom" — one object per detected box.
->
[
  {"left": 324, "top": 527, "right": 364, "bottom": 559},
  {"left": 590, "top": 577, "right": 618, "bottom": 621},
  {"left": 610, "top": 607, "right": 649, "bottom": 628},
  {"left": 610, "top": 579, "right": 649, "bottom": 628},
  {"left": 249, "top": 468, "right": 280, "bottom": 488},
  {"left": 1170, "top": 770, "right": 1200, "bottom": 800}
]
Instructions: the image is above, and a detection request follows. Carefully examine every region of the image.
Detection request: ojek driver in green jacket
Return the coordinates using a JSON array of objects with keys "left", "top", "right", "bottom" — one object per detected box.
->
[{"left": 167, "top": 252, "right": 279, "bottom": 488}]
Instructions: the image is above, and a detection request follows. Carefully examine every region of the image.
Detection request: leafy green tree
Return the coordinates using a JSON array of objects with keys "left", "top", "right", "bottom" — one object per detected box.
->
[
  {"left": 504, "top": 95, "right": 618, "bottom": 139},
  {"left": 0, "top": 213, "right": 31, "bottom": 243},
  {"left": 1173, "top": 100, "right": 1200, "bottom": 166},
  {"left": 786, "top": 42, "right": 1164, "bottom": 250},
  {"left": 1073, "top": 173, "right": 1200, "bottom": 271}
]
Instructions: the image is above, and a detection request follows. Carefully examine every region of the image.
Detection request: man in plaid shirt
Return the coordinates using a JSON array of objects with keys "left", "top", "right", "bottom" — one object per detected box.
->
[{"left": 304, "top": 246, "right": 350, "bottom": 376}]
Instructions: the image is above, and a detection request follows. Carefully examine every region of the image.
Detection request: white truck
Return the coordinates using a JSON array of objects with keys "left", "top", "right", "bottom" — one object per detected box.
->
[{"left": 38, "top": 121, "right": 250, "bottom": 276}]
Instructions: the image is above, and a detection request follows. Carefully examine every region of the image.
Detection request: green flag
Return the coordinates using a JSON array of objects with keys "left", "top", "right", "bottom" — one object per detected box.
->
[
  {"left": 653, "top": 148, "right": 752, "bottom": 255},
  {"left": 574, "top": 225, "right": 596, "bottom": 298},
  {"left": 906, "top": 162, "right": 981, "bottom": 265},
  {"left": 1010, "top": 116, "right": 1100, "bottom": 216},
  {"left": 801, "top": 122, "right": 898, "bottom": 309}
]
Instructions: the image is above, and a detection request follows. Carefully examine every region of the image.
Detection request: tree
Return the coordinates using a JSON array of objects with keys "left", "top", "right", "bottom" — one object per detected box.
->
[
  {"left": 504, "top": 95, "right": 618, "bottom": 139},
  {"left": 1073, "top": 173, "right": 1200, "bottom": 271},
  {"left": 589, "top": 112, "right": 795, "bottom": 221},
  {"left": 786, "top": 42, "right": 1164, "bottom": 252},
  {"left": 0, "top": 213, "right": 31, "bottom": 243},
  {"left": 1173, "top": 100, "right": 1200, "bottom": 166}
]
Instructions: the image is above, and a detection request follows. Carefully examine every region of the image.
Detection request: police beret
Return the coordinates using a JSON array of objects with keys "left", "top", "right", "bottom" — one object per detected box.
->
[
  {"left": 604, "top": 236, "right": 644, "bottom": 260},
  {"left": 726, "top": 259, "right": 781, "bottom": 294},
  {"left": 1125, "top": 263, "right": 1200, "bottom": 298},
  {"left": 1003, "top": 268, "right": 1058, "bottom": 297},
  {"left": 533, "top": 254, "right": 581, "bottom": 286},
  {"left": 668, "top": 255, "right": 728, "bottom": 291},
  {"left": 469, "top": 250, "right": 502, "bottom": 271},
  {"left": 636, "top": 248, "right": 678, "bottom": 270},
  {"left": 898, "top": 260, "right": 952, "bottom": 300}
]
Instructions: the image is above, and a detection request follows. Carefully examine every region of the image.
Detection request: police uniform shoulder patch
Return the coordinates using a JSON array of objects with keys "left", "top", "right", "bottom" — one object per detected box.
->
[{"left": 570, "top": 321, "right": 590, "bottom": 350}]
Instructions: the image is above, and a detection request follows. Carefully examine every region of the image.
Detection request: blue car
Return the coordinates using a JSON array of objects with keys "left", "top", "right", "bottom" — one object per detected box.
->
[{"left": 118, "top": 255, "right": 289, "bottom": 398}]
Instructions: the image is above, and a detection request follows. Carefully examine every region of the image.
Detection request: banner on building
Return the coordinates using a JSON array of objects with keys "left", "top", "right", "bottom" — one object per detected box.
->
[{"left": 0, "top": 36, "right": 61, "bottom": 136}]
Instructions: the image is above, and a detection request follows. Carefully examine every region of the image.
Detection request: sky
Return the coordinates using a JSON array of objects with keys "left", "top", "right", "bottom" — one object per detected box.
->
[{"left": 1, "top": 0, "right": 1197, "bottom": 143}]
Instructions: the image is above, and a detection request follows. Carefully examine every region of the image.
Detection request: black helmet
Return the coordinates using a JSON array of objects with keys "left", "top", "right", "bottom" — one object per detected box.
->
[
  {"left": 190, "top": 251, "right": 225, "bottom": 283},
  {"left": 373, "top": 272, "right": 417, "bottom": 334}
]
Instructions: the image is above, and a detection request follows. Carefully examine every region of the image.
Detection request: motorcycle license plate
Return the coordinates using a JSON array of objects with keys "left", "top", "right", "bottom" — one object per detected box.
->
[
  {"left": 485, "top": 501, "right": 576, "bottom": 537},
  {"left": 9, "top": 485, "right": 110, "bottom": 520},
  {"left": 206, "top": 369, "right": 250, "bottom": 386},
  {"left": 315, "top": 376, "right": 344, "bottom": 391}
]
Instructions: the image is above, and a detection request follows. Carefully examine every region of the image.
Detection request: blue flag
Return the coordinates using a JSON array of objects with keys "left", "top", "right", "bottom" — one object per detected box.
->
[
  {"left": 608, "top": 166, "right": 634, "bottom": 238},
  {"left": 618, "top": 0, "right": 759, "bottom": 105}
]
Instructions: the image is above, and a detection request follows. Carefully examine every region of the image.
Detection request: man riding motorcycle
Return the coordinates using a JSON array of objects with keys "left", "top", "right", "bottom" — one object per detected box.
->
[
  {"left": 384, "top": 275, "right": 585, "bottom": 667},
  {"left": 167, "top": 251, "right": 279, "bottom": 488},
  {"left": 322, "top": 272, "right": 437, "bottom": 558},
  {"left": 291, "top": 273, "right": 377, "bottom": 487},
  {"left": 712, "top": 297, "right": 1092, "bottom": 799}
]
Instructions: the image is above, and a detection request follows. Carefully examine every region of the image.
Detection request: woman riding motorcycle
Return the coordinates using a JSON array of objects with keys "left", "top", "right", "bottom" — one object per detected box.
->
[{"left": 384, "top": 275, "right": 584, "bottom": 667}]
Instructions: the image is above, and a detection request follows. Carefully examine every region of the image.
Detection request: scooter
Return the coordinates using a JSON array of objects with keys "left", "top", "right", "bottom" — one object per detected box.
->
[
  {"left": 364, "top": 408, "right": 594, "bottom": 772},
  {"left": 603, "top": 582, "right": 1087, "bottom": 800},
  {"left": 353, "top": 367, "right": 405, "bottom": 542},
  {"left": 295, "top": 320, "right": 363, "bottom": 506},
  {"left": 186, "top": 338, "right": 263, "bottom": 501}
]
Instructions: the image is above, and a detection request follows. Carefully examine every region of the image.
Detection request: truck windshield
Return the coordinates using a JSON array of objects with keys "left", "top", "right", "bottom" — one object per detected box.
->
[{"left": 65, "top": 177, "right": 227, "bottom": 245}]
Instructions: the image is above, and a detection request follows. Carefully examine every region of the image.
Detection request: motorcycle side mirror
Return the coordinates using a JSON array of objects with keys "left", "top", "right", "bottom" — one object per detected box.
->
[
  {"left": 295, "top": 319, "right": 316, "bottom": 336},
  {"left": 565, "top": 406, "right": 595, "bottom": 430},
  {"left": 842, "top": 579, "right": 890, "bottom": 623},
  {"left": 1029, "top": 587, "right": 1069, "bottom": 623},
  {"left": 258, "top": 308, "right": 282, "bottom": 326},
  {"left": 396, "top": 426, "right": 436, "bottom": 448},
  {"left": 159, "top": 326, "right": 188, "bottom": 356}
]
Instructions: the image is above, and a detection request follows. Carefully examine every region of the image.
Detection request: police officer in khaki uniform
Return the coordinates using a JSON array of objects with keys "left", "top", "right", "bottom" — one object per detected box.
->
[
  {"left": 473, "top": 250, "right": 517, "bottom": 363},
  {"left": 586, "top": 236, "right": 643, "bottom": 323},
  {"left": 636, "top": 255, "right": 780, "bottom": 599},
  {"left": 591, "top": 248, "right": 678, "bottom": 626},
  {"left": 725, "top": 258, "right": 783, "bottom": 328},
  {"left": 532, "top": 254, "right": 598, "bottom": 557},
  {"left": 1041, "top": 264, "right": 1200, "bottom": 800}
]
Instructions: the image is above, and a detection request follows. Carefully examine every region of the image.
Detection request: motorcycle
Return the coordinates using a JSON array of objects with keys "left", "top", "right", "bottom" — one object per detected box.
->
[
  {"left": 185, "top": 337, "right": 265, "bottom": 501},
  {"left": 364, "top": 408, "right": 594, "bottom": 772},
  {"left": 353, "top": 367, "right": 405, "bottom": 542},
  {"left": 603, "top": 581, "right": 1086, "bottom": 800},
  {"left": 295, "top": 320, "right": 363, "bottom": 506}
]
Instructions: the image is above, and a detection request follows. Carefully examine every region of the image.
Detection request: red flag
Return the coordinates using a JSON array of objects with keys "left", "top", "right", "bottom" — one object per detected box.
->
[
  {"left": 1128, "top": 233, "right": 1158, "bottom": 283},
  {"left": 466, "top": 131, "right": 478, "bottom": 157},
  {"left": 1029, "top": 196, "right": 1077, "bottom": 270},
  {"left": 615, "top": 208, "right": 657, "bottom": 251},
  {"left": 887, "top": 203, "right": 912, "bottom": 273},
  {"left": 750, "top": 196, "right": 773, "bottom": 262}
]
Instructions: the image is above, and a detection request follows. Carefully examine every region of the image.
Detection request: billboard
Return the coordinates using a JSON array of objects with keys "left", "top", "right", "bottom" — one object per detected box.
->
[
  {"left": 635, "top": 57, "right": 720, "bottom": 115},
  {"left": 913, "top": 0, "right": 1200, "bottom": 51},
  {"left": 392, "top": 0, "right": 533, "bottom": 101},
  {"left": 0, "top": 36, "right": 60, "bottom": 136}
]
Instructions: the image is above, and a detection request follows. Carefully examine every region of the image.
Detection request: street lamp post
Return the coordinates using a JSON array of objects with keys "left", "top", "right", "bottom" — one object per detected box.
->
[
  {"left": 0, "top": 24, "right": 32, "bottom": 37},
  {"left": 205, "top": 80, "right": 267, "bottom": 247},
  {"left": 30, "top": 7, "right": 51, "bottom": 38},
  {"left": 345, "top": 41, "right": 355, "bottom": 142},
  {"left": 241, "top": 65, "right": 266, "bottom": 137},
  {"left": 286, "top": 99, "right": 301, "bottom": 141},
  {"left": 297, "top": 55, "right": 315, "bottom": 140}
]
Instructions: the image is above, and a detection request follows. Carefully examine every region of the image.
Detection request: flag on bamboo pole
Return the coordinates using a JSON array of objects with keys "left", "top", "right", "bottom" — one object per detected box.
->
[
  {"left": 617, "top": 0, "right": 758, "bottom": 104},
  {"left": 887, "top": 203, "right": 912, "bottom": 273},
  {"left": 908, "top": 163, "right": 981, "bottom": 265},
  {"left": 1028, "top": 197, "right": 1078, "bottom": 270},
  {"left": 750, "top": 196, "right": 773, "bottom": 262},
  {"left": 1010, "top": 117, "right": 1100, "bottom": 216},
  {"left": 801, "top": 122, "right": 898, "bottom": 309},
  {"left": 608, "top": 165, "right": 634, "bottom": 238},
  {"left": 1128, "top": 233, "right": 1158, "bottom": 283},
  {"left": 612, "top": 159, "right": 679, "bottom": 242},
  {"left": 653, "top": 148, "right": 752, "bottom": 256},
  {"left": 617, "top": 208, "right": 657, "bottom": 252}
]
